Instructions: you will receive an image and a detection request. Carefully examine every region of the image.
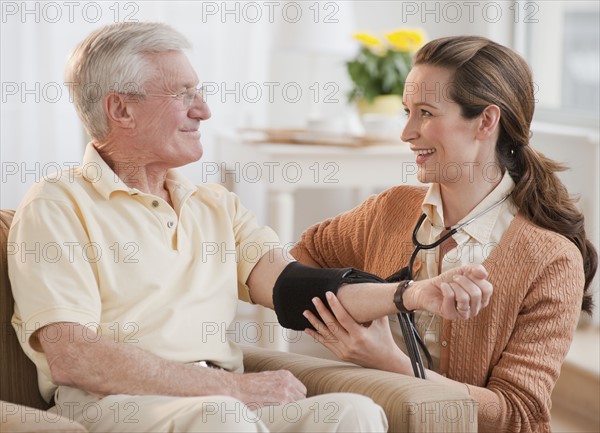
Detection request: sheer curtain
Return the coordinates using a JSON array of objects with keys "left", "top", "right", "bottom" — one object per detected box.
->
[{"left": 0, "top": 1, "right": 276, "bottom": 208}]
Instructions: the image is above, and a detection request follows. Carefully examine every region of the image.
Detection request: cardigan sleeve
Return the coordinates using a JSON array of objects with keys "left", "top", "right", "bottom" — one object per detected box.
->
[
  {"left": 467, "top": 245, "right": 584, "bottom": 433},
  {"left": 291, "top": 186, "right": 426, "bottom": 273},
  {"left": 291, "top": 193, "right": 381, "bottom": 269}
]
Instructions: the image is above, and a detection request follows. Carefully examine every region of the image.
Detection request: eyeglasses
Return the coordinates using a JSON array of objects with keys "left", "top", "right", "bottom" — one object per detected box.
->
[{"left": 143, "top": 86, "right": 206, "bottom": 110}]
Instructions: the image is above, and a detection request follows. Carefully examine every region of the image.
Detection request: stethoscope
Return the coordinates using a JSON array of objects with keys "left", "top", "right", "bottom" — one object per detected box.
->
[
  {"left": 407, "top": 194, "right": 510, "bottom": 279},
  {"left": 397, "top": 194, "right": 510, "bottom": 379}
]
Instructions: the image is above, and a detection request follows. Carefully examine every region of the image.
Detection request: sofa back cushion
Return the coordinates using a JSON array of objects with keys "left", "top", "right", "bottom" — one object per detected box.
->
[{"left": 0, "top": 209, "right": 50, "bottom": 409}]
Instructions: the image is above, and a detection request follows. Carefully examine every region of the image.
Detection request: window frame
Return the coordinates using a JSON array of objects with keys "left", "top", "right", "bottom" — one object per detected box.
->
[{"left": 513, "top": 0, "right": 599, "bottom": 129}]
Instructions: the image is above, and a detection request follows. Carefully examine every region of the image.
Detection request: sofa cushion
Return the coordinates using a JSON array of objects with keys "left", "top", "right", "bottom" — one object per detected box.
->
[
  {"left": 242, "top": 345, "right": 478, "bottom": 432},
  {"left": 1, "top": 210, "right": 50, "bottom": 410}
]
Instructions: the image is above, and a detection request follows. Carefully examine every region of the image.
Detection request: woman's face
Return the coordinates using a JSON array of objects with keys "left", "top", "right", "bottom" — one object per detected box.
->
[{"left": 401, "top": 64, "right": 499, "bottom": 186}]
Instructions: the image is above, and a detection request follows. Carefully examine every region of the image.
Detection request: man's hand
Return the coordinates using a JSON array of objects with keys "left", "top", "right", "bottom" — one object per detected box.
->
[
  {"left": 404, "top": 264, "right": 493, "bottom": 320},
  {"left": 231, "top": 370, "right": 307, "bottom": 407}
]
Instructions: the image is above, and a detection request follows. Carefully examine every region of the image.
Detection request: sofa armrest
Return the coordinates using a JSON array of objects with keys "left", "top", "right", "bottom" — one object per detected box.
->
[
  {"left": 1, "top": 401, "right": 87, "bottom": 432},
  {"left": 242, "top": 345, "right": 477, "bottom": 433}
]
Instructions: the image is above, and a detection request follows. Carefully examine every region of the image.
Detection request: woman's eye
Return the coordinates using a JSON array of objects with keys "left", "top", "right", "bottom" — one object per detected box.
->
[{"left": 421, "top": 110, "right": 432, "bottom": 117}]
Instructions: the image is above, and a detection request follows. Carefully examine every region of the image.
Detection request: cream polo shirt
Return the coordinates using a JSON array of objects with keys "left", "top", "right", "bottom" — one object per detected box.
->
[
  {"left": 9, "top": 143, "right": 280, "bottom": 402},
  {"left": 392, "top": 172, "right": 517, "bottom": 371}
]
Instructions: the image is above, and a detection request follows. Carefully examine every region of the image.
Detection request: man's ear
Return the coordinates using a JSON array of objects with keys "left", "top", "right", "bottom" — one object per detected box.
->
[
  {"left": 104, "top": 93, "right": 136, "bottom": 130},
  {"left": 475, "top": 105, "right": 501, "bottom": 141}
]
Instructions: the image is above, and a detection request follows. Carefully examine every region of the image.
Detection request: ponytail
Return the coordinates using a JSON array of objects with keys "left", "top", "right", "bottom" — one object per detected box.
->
[{"left": 500, "top": 144, "right": 597, "bottom": 313}]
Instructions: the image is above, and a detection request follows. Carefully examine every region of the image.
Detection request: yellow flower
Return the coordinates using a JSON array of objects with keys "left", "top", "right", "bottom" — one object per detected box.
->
[
  {"left": 353, "top": 32, "right": 384, "bottom": 49},
  {"left": 385, "top": 29, "right": 426, "bottom": 52},
  {"left": 346, "top": 27, "right": 427, "bottom": 102}
]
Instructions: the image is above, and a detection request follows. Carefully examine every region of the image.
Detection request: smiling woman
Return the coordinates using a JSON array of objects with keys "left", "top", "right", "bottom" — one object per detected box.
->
[
  {"left": 401, "top": 64, "right": 500, "bottom": 190},
  {"left": 291, "top": 35, "right": 598, "bottom": 433}
]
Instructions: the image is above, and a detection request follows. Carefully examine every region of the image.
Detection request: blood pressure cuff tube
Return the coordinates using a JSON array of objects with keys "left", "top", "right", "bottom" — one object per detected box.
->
[
  {"left": 272, "top": 261, "right": 386, "bottom": 331},
  {"left": 385, "top": 266, "right": 411, "bottom": 283}
]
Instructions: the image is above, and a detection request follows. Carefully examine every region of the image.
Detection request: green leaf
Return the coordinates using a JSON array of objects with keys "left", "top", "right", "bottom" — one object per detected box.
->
[{"left": 346, "top": 44, "right": 414, "bottom": 100}]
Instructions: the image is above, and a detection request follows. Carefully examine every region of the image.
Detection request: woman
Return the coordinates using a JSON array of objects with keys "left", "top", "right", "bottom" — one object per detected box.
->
[{"left": 291, "top": 36, "right": 597, "bottom": 433}]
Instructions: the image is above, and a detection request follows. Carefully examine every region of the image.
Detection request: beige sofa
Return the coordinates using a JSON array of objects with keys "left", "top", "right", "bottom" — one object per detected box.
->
[{"left": 0, "top": 209, "right": 477, "bottom": 432}]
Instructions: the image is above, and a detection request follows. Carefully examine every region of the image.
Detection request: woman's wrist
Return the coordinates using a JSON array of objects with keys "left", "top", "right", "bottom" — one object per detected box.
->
[
  {"left": 401, "top": 280, "right": 425, "bottom": 312},
  {"left": 388, "top": 347, "right": 417, "bottom": 376}
]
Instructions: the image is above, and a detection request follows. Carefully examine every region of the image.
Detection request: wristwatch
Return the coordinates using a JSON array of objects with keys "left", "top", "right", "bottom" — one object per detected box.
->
[{"left": 393, "top": 280, "right": 415, "bottom": 313}]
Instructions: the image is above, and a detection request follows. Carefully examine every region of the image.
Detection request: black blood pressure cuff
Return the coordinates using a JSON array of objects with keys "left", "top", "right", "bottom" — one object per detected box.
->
[{"left": 272, "top": 261, "right": 385, "bottom": 331}]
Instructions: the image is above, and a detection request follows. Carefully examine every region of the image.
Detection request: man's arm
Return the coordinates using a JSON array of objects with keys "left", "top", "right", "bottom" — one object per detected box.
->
[
  {"left": 37, "top": 322, "right": 306, "bottom": 406},
  {"left": 247, "top": 250, "right": 492, "bottom": 323}
]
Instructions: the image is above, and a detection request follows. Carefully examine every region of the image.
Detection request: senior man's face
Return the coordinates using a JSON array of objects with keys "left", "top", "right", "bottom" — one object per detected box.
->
[{"left": 132, "top": 51, "right": 211, "bottom": 168}]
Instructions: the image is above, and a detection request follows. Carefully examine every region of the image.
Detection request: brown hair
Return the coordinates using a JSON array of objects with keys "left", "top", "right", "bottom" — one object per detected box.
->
[{"left": 414, "top": 36, "right": 597, "bottom": 314}]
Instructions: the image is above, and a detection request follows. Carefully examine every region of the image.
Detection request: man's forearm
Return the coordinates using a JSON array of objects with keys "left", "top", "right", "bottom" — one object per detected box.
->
[
  {"left": 40, "top": 323, "right": 233, "bottom": 398},
  {"left": 41, "top": 322, "right": 307, "bottom": 405}
]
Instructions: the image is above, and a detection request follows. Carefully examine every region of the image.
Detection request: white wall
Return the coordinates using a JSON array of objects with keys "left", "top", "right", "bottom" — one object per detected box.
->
[
  {"left": 1, "top": 1, "right": 598, "bottom": 321},
  {"left": 530, "top": 123, "right": 600, "bottom": 324},
  {"left": 1, "top": 0, "right": 277, "bottom": 208}
]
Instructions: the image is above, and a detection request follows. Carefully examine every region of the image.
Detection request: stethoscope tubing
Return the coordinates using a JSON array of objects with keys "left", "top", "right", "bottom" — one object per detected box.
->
[
  {"left": 400, "top": 194, "right": 510, "bottom": 378},
  {"left": 408, "top": 194, "right": 510, "bottom": 278}
]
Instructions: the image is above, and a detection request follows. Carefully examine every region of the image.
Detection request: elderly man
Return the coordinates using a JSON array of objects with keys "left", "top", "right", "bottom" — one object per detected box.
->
[{"left": 8, "top": 22, "right": 492, "bottom": 432}]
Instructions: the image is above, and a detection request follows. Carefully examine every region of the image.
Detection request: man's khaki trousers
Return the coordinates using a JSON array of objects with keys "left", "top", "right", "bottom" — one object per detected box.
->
[{"left": 51, "top": 385, "right": 388, "bottom": 432}]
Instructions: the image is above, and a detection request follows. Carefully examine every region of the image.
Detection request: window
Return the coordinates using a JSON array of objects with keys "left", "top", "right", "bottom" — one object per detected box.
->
[{"left": 518, "top": 1, "right": 599, "bottom": 127}]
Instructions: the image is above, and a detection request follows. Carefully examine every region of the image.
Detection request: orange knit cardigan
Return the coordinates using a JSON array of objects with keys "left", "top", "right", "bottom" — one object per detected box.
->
[{"left": 293, "top": 186, "right": 584, "bottom": 433}]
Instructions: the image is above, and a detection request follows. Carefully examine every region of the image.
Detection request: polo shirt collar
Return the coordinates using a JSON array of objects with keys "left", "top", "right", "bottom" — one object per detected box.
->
[
  {"left": 82, "top": 143, "right": 131, "bottom": 200},
  {"left": 165, "top": 169, "right": 199, "bottom": 210},
  {"left": 83, "top": 143, "right": 200, "bottom": 206}
]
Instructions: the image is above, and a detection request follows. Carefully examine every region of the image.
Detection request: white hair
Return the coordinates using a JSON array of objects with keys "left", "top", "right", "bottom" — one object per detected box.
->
[{"left": 64, "top": 22, "right": 191, "bottom": 141}]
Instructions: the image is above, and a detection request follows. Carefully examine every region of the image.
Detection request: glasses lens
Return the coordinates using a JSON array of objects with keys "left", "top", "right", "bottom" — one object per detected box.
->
[
  {"left": 183, "top": 87, "right": 205, "bottom": 109},
  {"left": 182, "top": 91, "right": 193, "bottom": 109}
]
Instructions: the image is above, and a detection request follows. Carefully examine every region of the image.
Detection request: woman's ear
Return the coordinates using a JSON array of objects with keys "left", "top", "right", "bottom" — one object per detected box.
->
[
  {"left": 104, "top": 92, "right": 135, "bottom": 130},
  {"left": 476, "top": 105, "right": 501, "bottom": 141}
]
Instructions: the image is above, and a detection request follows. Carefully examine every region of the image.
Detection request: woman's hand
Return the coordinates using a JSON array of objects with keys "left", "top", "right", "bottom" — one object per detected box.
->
[
  {"left": 405, "top": 264, "right": 493, "bottom": 320},
  {"left": 303, "top": 292, "right": 412, "bottom": 374}
]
